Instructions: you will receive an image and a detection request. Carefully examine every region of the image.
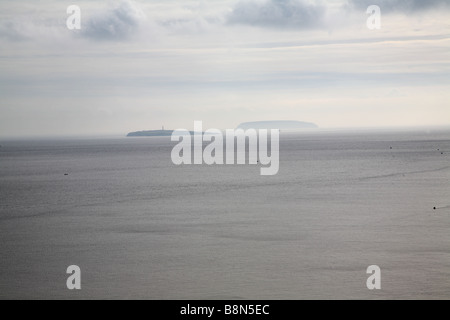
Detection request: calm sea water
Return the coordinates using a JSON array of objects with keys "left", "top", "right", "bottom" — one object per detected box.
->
[{"left": 0, "top": 130, "right": 449, "bottom": 299}]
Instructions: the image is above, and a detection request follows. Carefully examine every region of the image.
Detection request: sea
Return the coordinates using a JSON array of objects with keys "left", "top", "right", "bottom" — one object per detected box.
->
[{"left": 0, "top": 129, "right": 449, "bottom": 299}]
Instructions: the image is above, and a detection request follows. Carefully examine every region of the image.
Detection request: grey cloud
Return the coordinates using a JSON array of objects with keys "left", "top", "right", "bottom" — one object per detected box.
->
[
  {"left": 0, "top": 21, "right": 30, "bottom": 41},
  {"left": 227, "top": 0, "right": 326, "bottom": 29},
  {"left": 348, "top": 0, "right": 450, "bottom": 13},
  {"left": 0, "top": 16, "right": 58, "bottom": 42},
  {"left": 0, "top": 1, "right": 150, "bottom": 43},
  {"left": 82, "top": 0, "right": 147, "bottom": 41}
]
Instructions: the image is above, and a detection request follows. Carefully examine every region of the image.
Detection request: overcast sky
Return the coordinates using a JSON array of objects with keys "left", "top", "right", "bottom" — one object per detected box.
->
[{"left": 0, "top": 0, "right": 449, "bottom": 137}]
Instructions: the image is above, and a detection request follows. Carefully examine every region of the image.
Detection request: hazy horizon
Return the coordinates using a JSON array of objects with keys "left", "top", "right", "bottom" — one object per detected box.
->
[{"left": 1, "top": 124, "right": 450, "bottom": 140}]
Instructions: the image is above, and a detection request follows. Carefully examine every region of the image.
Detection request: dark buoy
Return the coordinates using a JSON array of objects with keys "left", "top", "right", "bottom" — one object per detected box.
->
[
  {"left": 433, "top": 207, "right": 436, "bottom": 210},
  {"left": 389, "top": 146, "right": 392, "bottom": 149},
  {"left": 441, "top": 152, "right": 444, "bottom": 155}
]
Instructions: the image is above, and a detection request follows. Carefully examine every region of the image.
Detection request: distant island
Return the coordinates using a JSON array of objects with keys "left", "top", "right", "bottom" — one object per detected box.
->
[
  {"left": 237, "top": 120, "right": 318, "bottom": 130},
  {"left": 127, "top": 129, "right": 202, "bottom": 137},
  {"left": 127, "top": 121, "right": 318, "bottom": 136},
  {"left": 127, "top": 129, "right": 204, "bottom": 137},
  {"left": 127, "top": 130, "right": 174, "bottom": 137}
]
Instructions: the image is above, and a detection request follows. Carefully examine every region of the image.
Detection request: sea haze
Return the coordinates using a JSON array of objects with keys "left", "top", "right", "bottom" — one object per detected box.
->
[{"left": 0, "top": 130, "right": 449, "bottom": 299}]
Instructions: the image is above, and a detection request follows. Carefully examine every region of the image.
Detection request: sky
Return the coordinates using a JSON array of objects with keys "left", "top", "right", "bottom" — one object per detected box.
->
[{"left": 0, "top": 0, "right": 449, "bottom": 137}]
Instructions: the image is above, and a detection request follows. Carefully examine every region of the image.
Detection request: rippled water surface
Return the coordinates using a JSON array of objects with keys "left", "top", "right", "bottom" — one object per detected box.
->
[{"left": 0, "top": 130, "right": 449, "bottom": 299}]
